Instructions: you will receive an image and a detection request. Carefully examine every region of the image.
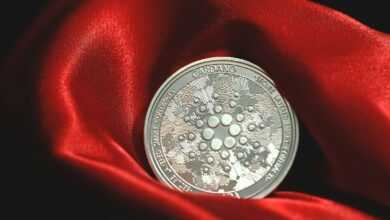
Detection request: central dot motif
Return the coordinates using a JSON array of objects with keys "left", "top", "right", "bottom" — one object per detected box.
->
[
  {"left": 179, "top": 90, "right": 271, "bottom": 174},
  {"left": 201, "top": 111, "right": 243, "bottom": 155},
  {"left": 172, "top": 83, "right": 276, "bottom": 191},
  {"left": 159, "top": 72, "right": 281, "bottom": 194}
]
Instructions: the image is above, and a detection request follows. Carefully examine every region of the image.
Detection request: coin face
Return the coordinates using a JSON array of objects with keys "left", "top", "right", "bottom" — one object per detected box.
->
[{"left": 144, "top": 57, "right": 298, "bottom": 198}]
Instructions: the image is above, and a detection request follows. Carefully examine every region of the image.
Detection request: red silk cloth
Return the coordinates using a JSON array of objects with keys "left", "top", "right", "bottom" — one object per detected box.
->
[{"left": 5, "top": 0, "right": 390, "bottom": 219}]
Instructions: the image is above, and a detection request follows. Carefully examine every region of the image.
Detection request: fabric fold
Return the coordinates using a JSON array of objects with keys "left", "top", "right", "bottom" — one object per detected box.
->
[{"left": 3, "top": 0, "right": 389, "bottom": 219}]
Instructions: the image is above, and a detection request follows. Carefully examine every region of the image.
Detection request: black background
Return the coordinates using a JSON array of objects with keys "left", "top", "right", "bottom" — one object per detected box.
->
[{"left": 1, "top": 1, "right": 389, "bottom": 219}]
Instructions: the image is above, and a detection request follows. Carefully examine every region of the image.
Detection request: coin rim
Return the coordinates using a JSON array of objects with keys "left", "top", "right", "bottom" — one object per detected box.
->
[{"left": 144, "top": 57, "right": 299, "bottom": 198}]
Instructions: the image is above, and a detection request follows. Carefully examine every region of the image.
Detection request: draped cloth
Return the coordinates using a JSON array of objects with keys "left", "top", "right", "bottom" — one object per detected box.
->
[{"left": 3, "top": 0, "right": 390, "bottom": 219}]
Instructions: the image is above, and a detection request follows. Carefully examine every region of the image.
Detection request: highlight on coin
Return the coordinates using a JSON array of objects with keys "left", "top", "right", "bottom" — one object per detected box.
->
[{"left": 144, "top": 57, "right": 299, "bottom": 198}]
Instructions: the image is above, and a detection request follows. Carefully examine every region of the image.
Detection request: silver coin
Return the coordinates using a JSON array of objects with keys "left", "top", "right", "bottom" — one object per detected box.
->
[{"left": 144, "top": 57, "right": 299, "bottom": 198}]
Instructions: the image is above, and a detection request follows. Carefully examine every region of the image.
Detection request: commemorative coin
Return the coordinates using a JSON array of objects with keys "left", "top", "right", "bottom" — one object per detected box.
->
[{"left": 144, "top": 57, "right": 299, "bottom": 198}]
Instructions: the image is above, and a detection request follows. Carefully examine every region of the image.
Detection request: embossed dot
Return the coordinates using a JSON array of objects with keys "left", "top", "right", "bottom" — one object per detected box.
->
[
  {"left": 224, "top": 136, "right": 236, "bottom": 148},
  {"left": 239, "top": 136, "right": 248, "bottom": 144},
  {"left": 189, "top": 151, "right": 196, "bottom": 158},
  {"left": 196, "top": 120, "right": 204, "bottom": 128},
  {"left": 234, "top": 92, "right": 240, "bottom": 98},
  {"left": 229, "top": 100, "right": 237, "bottom": 108},
  {"left": 178, "top": 135, "right": 185, "bottom": 141},
  {"left": 188, "top": 132, "right": 195, "bottom": 140},
  {"left": 207, "top": 156, "right": 214, "bottom": 164},
  {"left": 199, "top": 105, "right": 207, "bottom": 112},
  {"left": 210, "top": 138, "right": 223, "bottom": 151},
  {"left": 213, "top": 93, "right": 219, "bottom": 99},
  {"left": 244, "top": 161, "right": 250, "bottom": 167},
  {"left": 253, "top": 142, "right": 261, "bottom": 148},
  {"left": 237, "top": 152, "right": 245, "bottom": 159},
  {"left": 221, "top": 114, "right": 233, "bottom": 126},
  {"left": 193, "top": 97, "right": 200, "bottom": 103},
  {"left": 223, "top": 165, "right": 231, "bottom": 172},
  {"left": 199, "top": 142, "right": 208, "bottom": 151},
  {"left": 220, "top": 150, "right": 230, "bottom": 159},
  {"left": 208, "top": 116, "right": 220, "bottom": 128},
  {"left": 236, "top": 113, "right": 244, "bottom": 122},
  {"left": 203, "top": 167, "right": 210, "bottom": 172},
  {"left": 214, "top": 105, "right": 223, "bottom": 113},
  {"left": 228, "top": 124, "right": 241, "bottom": 136},
  {"left": 202, "top": 128, "right": 214, "bottom": 140},
  {"left": 259, "top": 123, "right": 265, "bottom": 129},
  {"left": 247, "top": 106, "right": 254, "bottom": 112},
  {"left": 248, "top": 123, "right": 256, "bottom": 131}
]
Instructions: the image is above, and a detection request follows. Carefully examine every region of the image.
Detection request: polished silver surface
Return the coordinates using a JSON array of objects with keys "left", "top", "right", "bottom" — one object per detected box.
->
[{"left": 144, "top": 57, "right": 299, "bottom": 198}]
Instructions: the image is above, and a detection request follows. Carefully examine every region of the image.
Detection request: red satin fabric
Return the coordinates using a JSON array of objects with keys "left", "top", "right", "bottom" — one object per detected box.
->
[{"left": 5, "top": 0, "right": 390, "bottom": 219}]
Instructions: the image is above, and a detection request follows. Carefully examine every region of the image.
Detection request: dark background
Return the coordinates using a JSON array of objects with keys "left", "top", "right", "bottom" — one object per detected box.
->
[{"left": 1, "top": 1, "right": 388, "bottom": 219}]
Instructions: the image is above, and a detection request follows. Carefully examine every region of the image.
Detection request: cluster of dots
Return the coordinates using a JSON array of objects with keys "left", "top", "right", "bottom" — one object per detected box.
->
[{"left": 178, "top": 91, "right": 268, "bottom": 173}]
